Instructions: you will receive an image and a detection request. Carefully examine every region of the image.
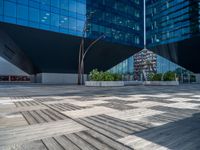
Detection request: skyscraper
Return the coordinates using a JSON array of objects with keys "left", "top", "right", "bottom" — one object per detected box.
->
[
  {"left": 147, "top": 0, "right": 199, "bottom": 46},
  {"left": 147, "top": 0, "right": 200, "bottom": 73},
  {"left": 111, "top": 0, "right": 200, "bottom": 76}
]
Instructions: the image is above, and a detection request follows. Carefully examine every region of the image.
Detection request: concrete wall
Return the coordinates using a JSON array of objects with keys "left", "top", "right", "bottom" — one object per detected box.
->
[
  {"left": 36, "top": 73, "right": 87, "bottom": 84},
  {"left": 195, "top": 74, "right": 200, "bottom": 83}
]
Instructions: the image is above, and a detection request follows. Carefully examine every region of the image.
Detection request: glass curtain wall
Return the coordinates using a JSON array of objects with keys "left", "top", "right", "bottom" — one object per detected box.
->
[
  {"left": 0, "top": 0, "right": 143, "bottom": 47},
  {"left": 146, "top": 0, "right": 200, "bottom": 46},
  {"left": 86, "top": 0, "right": 143, "bottom": 46},
  {"left": 109, "top": 50, "right": 196, "bottom": 82},
  {"left": 0, "top": 0, "right": 86, "bottom": 36}
]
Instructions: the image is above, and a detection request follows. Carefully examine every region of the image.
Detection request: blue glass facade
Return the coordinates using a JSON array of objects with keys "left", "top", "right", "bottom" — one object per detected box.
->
[
  {"left": 110, "top": 0, "right": 200, "bottom": 78},
  {"left": 146, "top": 0, "right": 200, "bottom": 46},
  {"left": 0, "top": 0, "right": 86, "bottom": 36},
  {"left": 156, "top": 55, "right": 184, "bottom": 74},
  {"left": 86, "top": 0, "right": 143, "bottom": 46},
  {"left": 109, "top": 56, "right": 134, "bottom": 74},
  {"left": 0, "top": 0, "right": 143, "bottom": 46}
]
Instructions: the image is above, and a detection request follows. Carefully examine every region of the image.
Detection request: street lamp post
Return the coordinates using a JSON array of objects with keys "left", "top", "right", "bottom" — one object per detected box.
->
[
  {"left": 77, "top": 12, "right": 106, "bottom": 85},
  {"left": 78, "top": 11, "right": 94, "bottom": 85},
  {"left": 78, "top": 17, "right": 88, "bottom": 85},
  {"left": 78, "top": 39, "right": 84, "bottom": 85},
  {"left": 80, "top": 34, "right": 106, "bottom": 85}
]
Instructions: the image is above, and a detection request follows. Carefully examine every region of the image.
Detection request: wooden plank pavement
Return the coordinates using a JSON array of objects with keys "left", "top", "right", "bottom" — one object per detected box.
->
[{"left": 0, "top": 85, "right": 200, "bottom": 150}]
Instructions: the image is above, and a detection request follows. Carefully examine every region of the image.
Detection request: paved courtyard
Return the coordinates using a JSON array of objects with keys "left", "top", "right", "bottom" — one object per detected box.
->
[{"left": 0, "top": 84, "right": 200, "bottom": 150}]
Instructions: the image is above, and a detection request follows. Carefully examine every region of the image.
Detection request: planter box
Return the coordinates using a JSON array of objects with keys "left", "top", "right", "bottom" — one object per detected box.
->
[
  {"left": 144, "top": 81, "right": 179, "bottom": 86},
  {"left": 85, "top": 81, "right": 124, "bottom": 87}
]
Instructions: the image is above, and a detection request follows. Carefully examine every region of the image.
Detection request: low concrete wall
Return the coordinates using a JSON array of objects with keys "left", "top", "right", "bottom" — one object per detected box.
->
[
  {"left": 36, "top": 73, "right": 87, "bottom": 84},
  {"left": 124, "top": 81, "right": 143, "bottom": 86},
  {"left": 85, "top": 81, "right": 124, "bottom": 87},
  {"left": 85, "top": 81, "right": 179, "bottom": 86},
  {"left": 144, "top": 81, "right": 179, "bottom": 86}
]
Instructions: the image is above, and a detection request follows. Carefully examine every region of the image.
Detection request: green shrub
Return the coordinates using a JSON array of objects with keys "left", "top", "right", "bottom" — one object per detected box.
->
[
  {"left": 147, "top": 73, "right": 154, "bottom": 81},
  {"left": 149, "top": 71, "right": 176, "bottom": 81},
  {"left": 89, "top": 69, "right": 101, "bottom": 81},
  {"left": 102, "top": 72, "right": 114, "bottom": 81},
  {"left": 152, "top": 73, "right": 162, "bottom": 81},
  {"left": 89, "top": 69, "right": 122, "bottom": 81},
  {"left": 113, "top": 73, "right": 122, "bottom": 81},
  {"left": 163, "top": 71, "right": 176, "bottom": 81}
]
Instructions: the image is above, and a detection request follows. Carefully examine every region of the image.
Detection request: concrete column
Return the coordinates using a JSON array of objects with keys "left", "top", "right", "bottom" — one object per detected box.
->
[
  {"left": 30, "top": 75, "right": 36, "bottom": 83},
  {"left": 195, "top": 74, "right": 200, "bottom": 83}
]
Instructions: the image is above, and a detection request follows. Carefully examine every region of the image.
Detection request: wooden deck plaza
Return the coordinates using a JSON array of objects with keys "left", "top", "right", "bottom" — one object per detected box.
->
[{"left": 0, "top": 84, "right": 200, "bottom": 150}]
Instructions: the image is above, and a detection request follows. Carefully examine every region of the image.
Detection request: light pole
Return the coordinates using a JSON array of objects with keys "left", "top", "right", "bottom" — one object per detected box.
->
[
  {"left": 77, "top": 12, "right": 106, "bottom": 85},
  {"left": 78, "top": 17, "right": 88, "bottom": 85},
  {"left": 78, "top": 12, "right": 94, "bottom": 85},
  {"left": 80, "top": 34, "right": 106, "bottom": 85}
]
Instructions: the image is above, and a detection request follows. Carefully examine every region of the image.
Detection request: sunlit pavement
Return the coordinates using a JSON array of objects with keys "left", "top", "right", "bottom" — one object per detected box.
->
[{"left": 0, "top": 84, "right": 200, "bottom": 150}]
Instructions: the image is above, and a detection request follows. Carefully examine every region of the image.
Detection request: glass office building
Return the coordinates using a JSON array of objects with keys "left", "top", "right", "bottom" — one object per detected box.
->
[
  {"left": 0, "top": 0, "right": 142, "bottom": 46},
  {"left": 0, "top": 0, "right": 143, "bottom": 77},
  {"left": 146, "top": 0, "right": 200, "bottom": 73},
  {"left": 110, "top": 0, "right": 200, "bottom": 77},
  {"left": 146, "top": 0, "right": 200, "bottom": 46},
  {"left": 0, "top": 0, "right": 86, "bottom": 36},
  {"left": 86, "top": 0, "right": 143, "bottom": 46}
]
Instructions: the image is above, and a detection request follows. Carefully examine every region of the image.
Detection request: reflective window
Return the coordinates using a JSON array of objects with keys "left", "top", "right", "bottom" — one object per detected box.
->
[
  {"left": 51, "top": 0, "right": 60, "bottom": 8},
  {"left": 17, "top": 5, "right": 28, "bottom": 19},
  {"left": 69, "top": 17, "right": 76, "bottom": 30},
  {"left": 41, "top": 0, "right": 50, "bottom": 10},
  {"left": 76, "top": 19, "right": 84, "bottom": 32},
  {"left": 4, "top": 1, "right": 16, "bottom": 17},
  {"left": 69, "top": 0, "right": 76, "bottom": 12},
  {"left": 40, "top": 11, "right": 50, "bottom": 24},
  {"left": 60, "top": 15, "right": 68, "bottom": 28},
  {"left": 17, "top": 0, "right": 28, "bottom": 5},
  {"left": 0, "top": 0, "right": 3, "bottom": 15},
  {"left": 51, "top": 13, "right": 59, "bottom": 27},
  {"left": 29, "top": 8, "right": 39, "bottom": 22},
  {"left": 60, "top": 0, "right": 68, "bottom": 10},
  {"left": 41, "top": 0, "right": 50, "bottom": 5},
  {"left": 29, "top": 1, "right": 39, "bottom": 9},
  {"left": 77, "top": 2, "right": 85, "bottom": 14}
]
